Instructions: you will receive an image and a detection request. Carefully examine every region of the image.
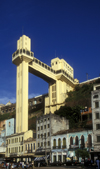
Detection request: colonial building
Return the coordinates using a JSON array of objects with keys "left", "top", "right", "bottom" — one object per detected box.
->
[
  {"left": 91, "top": 83, "right": 100, "bottom": 160},
  {"left": 36, "top": 113, "right": 69, "bottom": 161},
  {"left": 0, "top": 94, "right": 47, "bottom": 115},
  {"left": 5, "top": 130, "right": 36, "bottom": 162},
  {"left": 0, "top": 118, "right": 15, "bottom": 160},
  {"left": 51, "top": 129, "right": 93, "bottom": 163}
]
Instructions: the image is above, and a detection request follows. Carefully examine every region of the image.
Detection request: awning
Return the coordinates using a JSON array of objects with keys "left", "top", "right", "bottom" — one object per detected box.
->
[{"left": 34, "top": 155, "right": 49, "bottom": 161}]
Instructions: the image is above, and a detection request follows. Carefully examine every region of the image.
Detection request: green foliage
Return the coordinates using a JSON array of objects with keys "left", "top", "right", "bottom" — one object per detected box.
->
[
  {"left": 55, "top": 105, "right": 82, "bottom": 129},
  {"left": 0, "top": 111, "right": 16, "bottom": 121},
  {"left": 75, "top": 149, "right": 89, "bottom": 160},
  {"left": 66, "top": 83, "right": 93, "bottom": 104}
]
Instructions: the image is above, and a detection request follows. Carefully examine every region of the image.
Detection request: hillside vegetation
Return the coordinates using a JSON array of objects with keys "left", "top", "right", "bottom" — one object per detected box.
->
[{"left": 55, "top": 78, "right": 100, "bottom": 129}]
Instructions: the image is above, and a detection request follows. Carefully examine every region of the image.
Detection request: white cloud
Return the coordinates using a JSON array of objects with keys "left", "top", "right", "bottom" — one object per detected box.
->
[
  {"left": 0, "top": 97, "right": 16, "bottom": 105},
  {"left": 0, "top": 93, "right": 41, "bottom": 105},
  {"left": 28, "top": 93, "right": 41, "bottom": 99}
]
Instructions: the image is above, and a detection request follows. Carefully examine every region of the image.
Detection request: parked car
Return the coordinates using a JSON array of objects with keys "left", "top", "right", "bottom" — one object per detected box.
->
[
  {"left": 72, "top": 160, "right": 81, "bottom": 166},
  {"left": 34, "top": 161, "right": 47, "bottom": 167},
  {"left": 50, "top": 161, "right": 62, "bottom": 166},
  {"left": 11, "top": 163, "right": 17, "bottom": 168}
]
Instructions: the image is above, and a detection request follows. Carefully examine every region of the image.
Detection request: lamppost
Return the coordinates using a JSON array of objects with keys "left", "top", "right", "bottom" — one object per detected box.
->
[{"left": 41, "top": 134, "right": 48, "bottom": 164}]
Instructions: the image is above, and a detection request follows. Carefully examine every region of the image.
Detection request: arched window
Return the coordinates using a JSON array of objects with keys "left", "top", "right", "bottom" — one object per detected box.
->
[
  {"left": 70, "top": 137, "right": 73, "bottom": 145},
  {"left": 81, "top": 135, "right": 84, "bottom": 148},
  {"left": 75, "top": 136, "right": 79, "bottom": 145},
  {"left": 63, "top": 138, "right": 66, "bottom": 148},
  {"left": 58, "top": 138, "right": 61, "bottom": 148},
  {"left": 53, "top": 139, "right": 56, "bottom": 148},
  {"left": 88, "top": 134, "right": 92, "bottom": 147}
]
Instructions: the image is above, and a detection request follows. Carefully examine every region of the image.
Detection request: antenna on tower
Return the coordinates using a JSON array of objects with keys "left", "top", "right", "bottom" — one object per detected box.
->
[
  {"left": 55, "top": 50, "right": 56, "bottom": 58},
  {"left": 22, "top": 26, "right": 24, "bottom": 35},
  {"left": 86, "top": 73, "right": 88, "bottom": 80}
]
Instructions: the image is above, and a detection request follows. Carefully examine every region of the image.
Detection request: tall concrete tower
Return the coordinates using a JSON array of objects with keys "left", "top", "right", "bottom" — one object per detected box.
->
[{"left": 12, "top": 35, "right": 34, "bottom": 133}]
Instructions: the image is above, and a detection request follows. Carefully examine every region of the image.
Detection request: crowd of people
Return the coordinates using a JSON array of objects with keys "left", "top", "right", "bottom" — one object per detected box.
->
[{"left": 1, "top": 161, "right": 33, "bottom": 169}]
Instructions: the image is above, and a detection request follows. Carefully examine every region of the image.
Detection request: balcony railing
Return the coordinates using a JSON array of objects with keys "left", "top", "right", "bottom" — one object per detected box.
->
[
  {"left": 80, "top": 144, "right": 85, "bottom": 148},
  {"left": 87, "top": 143, "right": 92, "bottom": 147},
  {"left": 27, "top": 150, "right": 32, "bottom": 153},
  {"left": 20, "top": 141, "right": 23, "bottom": 145},
  {"left": 52, "top": 146, "right": 61, "bottom": 149},
  {"left": 69, "top": 145, "right": 79, "bottom": 149},
  {"left": 10, "top": 153, "right": 17, "bottom": 157},
  {"left": 12, "top": 49, "right": 34, "bottom": 58},
  {"left": 62, "top": 145, "right": 66, "bottom": 149}
]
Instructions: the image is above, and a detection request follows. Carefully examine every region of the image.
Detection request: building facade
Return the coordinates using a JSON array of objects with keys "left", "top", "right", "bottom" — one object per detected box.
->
[
  {"left": 36, "top": 113, "right": 69, "bottom": 160},
  {"left": 0, "top": 118, "right": 15, "bottom": 160},
  {"left": 51, "top": 129, "right": 93, "bottom": 163},
  {"left": 91, "top": 83, "right": 100, "bottom": 160},
  {"left": 5, "top": 130, "right": 36, "bottom": 162}
]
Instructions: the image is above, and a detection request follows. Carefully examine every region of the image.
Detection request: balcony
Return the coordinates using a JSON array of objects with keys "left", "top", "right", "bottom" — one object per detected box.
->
[
  {"left": 52, "top": 146, "right": 61, "bottom": 149},
  {"left": 20, "top": 141, "right": 23, "bottom": 145},
  {"left": 62, "top": 145, "right": 67, "bottom": 149},
  {"left": 80, "top": 144, "right": 85, "bottom": 148},
  {"left": 87, "top": 143, "right": 92, "bottom": 148},
  {"left": 69, "top": 145, "right": 79, "bottom": 149},
  {"left": 12, "top": 49, "right": 34, "bottom": 59},
  {"left": 27, "top": 150, "right": 32, "bottom": 153},
  {"left": 10, "top": 153, "right": 17, "bottom": 157}
]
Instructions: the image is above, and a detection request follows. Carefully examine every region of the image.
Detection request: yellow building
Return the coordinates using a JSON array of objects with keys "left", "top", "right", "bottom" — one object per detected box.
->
[
  {"left": 6, "top": 35, "right": 79, "bottom": 162},
  {"left": 12, "top": 35, "right": 79, "bottom": 133},
  {"left": 6, "top": 130, "right": 36, "bottom": 162}
]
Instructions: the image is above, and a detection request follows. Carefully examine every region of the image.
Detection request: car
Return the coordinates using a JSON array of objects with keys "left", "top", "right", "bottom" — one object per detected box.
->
[
  {"left": 34, "top": 161, "right": 47, "bottom": 167},
  {"left": 11, "top": 163, "right": 17, "bottom": 168},
  {"left": 50, "top": 161, "right": 62, "bottom": 166}
]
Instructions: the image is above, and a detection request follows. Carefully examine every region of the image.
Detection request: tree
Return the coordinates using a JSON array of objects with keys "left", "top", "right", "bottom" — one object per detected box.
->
[{"left": 75, "top": 149, "right": 89, "bottom": 161}]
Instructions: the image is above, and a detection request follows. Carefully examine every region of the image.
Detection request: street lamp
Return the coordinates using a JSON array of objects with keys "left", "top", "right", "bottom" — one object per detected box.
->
[{"left": 41, "top": 134, "right": 47, "bottom": 164}]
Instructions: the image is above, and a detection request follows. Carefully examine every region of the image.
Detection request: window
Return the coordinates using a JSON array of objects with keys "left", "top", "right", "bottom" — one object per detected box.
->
[
  {"left": 38, "top": 134, "right": 40, "bottom": 139},
  {"left": 96, "top": 124, "right": 100, "bottom": 130},
  {"left": 44, "top": 125, "right": 46, "bottom": 129},
  {"left": 41, "top": 126, "right": 43, "bottom": 130},
  {"left": 88, "top": 134, "right": 92, "bottom": 147},
  {"left": 44, "top": 133, "right": 46, "bottom": 138},
  {"left": 93, "top": 95, "right": 98, "bottom": 99},
  {"left": 75, "top": 136, "right": 79, "bottom": 145},
  {"left": 26, "top": 144, "right": 27, "bottom": 150},
  {"left": 41, "top": 142, "right": 43, "bottom": 147},
  {"left": 96, "top": 113, "right": 99, "bottom": 119},
  {"left": 63, "top": 138, "right": 66, "bottom": 147},
  {"left": 9, "top": 122, "right": 11, "bottom": 127},
  {"left": 48, "top": 141, "right": 50, "bottom": 146},
  {"left": 70, "top": 137, "right": 73, "bottom": 145},
  {"left": 33, "top": 143, "right": 35, "bottom": 150},
  {"left": 53, "top": 139, "right": 56, "bottom": 147},
  {"left": 95, "top": 102, "right": 99, "bottom": 108},
  {"left": 96, "top": 86, "right": 100, "bottom": 90},
  {"left": 97, "top": 136, "right": 100, "bottom": 142},
  {"left": 44, "top": 142, "right": 46, "bottom": 147},
  {"left": 48, "top": 124, "right": 50, "bottom": 128},
  {"left": 38, "top": 127, "right": 40, "bottom": 131},
  {"left": 81, "top": 135, "right": 85, "bottom": 148},
  {"left": 48, "top": 132, "right": 50, "bottom": 137},
  {"left": 58, "top": 138, "right": 61, "bottom": 148},
  {"left": 38, "top": 143, "right": 40, "bottom": 147}
]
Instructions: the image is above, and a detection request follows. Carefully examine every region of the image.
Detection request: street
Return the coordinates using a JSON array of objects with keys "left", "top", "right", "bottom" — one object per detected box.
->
[{"left": 33, "top": 166, "right": 91, "bottom": 169}]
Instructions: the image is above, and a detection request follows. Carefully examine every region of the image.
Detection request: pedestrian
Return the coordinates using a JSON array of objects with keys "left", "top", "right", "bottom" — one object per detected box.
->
[
  {"left": 91, "top": 159, "right": 93, "bottom": 166},
  {"left": 96, "top": 158, "right": 99, "bottom": 169}
]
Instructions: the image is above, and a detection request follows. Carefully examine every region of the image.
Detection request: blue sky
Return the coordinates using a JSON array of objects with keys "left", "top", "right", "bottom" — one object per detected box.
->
[{"left": 0, "top": 0, "right": 100, "bottom": 104}]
